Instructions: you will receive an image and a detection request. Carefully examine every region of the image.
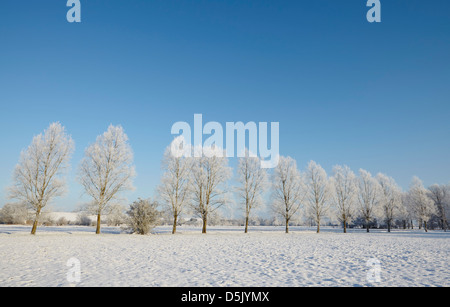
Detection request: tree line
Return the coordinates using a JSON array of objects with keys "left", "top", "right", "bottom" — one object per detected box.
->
[{"left": 2, "top": 122, "right": 449, "bottom": 235}]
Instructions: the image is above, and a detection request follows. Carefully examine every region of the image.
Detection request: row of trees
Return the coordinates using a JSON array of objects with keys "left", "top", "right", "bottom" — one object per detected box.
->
[
  {"left": 157, "top": 138, "right": 449, "bottom": 234},
  {"left": 5, "top": 122, "right": 449, "bottom": 234},
  {"left": 0, "top": 198, "right": 161, "bottom": 236},
  {"left": 8, "top": 123, "right": 135, "bottom": 234}
]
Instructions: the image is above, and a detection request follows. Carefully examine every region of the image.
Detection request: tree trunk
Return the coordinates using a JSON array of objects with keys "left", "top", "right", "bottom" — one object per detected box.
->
[
  {"left": 424, "top": 221, "right": 428, "bottom": 232},
  {"left": 285, "top": 218, "right": 289, "bottom": 234},
  {"left": 316, "top": 223, "right": 320, "bottom": 233},
  {"left": 31, "top": 220, "right": 38, "bottom": 235},
  {"left": 172, "top": 214, "right": 178, "bottom": 234},
  {"left": 366, "top": 222, "right": 370, "bottom": 233},
  {"left": 31, "top": 207, "right": 41, "bottom": 235},
  {"left": 96, "top": 213, "right": 101, "bottom": 234},
  {"left": 343, "top": 221, "right": 347, "bottom": 233},
  {"left": 244, "top": 216, "right": 249, "bottom": 234},
  {"left": 387, "top": 221, "right": 391, "bottom": 233},
  {"left": 202, "top": 215, "right": 207, "bottom": 234}
]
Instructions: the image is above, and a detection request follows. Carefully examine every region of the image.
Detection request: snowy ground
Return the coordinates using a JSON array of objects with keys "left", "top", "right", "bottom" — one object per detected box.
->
[{"left": 0, "top": 225, "right": 448, "bottom": 287}]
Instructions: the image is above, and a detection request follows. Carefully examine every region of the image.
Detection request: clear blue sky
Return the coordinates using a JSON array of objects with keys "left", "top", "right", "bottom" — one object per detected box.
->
[{"left": 1, "top": 0, "right": 449, "bottom": 211}]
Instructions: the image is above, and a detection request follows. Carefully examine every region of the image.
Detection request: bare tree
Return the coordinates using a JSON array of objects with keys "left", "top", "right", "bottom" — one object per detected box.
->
[
  {"left": 428, "top": 184, "right": 449, "bottom": 231},
  {"left": 9, "top": 122, "right": 74, "bottom": 234},
  {"left": 376, "top": 173, "right": 402, "bottom": 232},
  {"left": 304, "top": 160, "right": 332, "bottom": 233},
  {"left": 78, "top": 125, "right": 135, "bottom": 234},
  {"left": 236, "top": 149, "right": 268, "bottom": 233},
  {"left": 357, "top": 169, "right": 381, "bottom": 233},
  {"left": 158, "top": 136, "right": 193, "bottom": 234},
  {"left": 190, "top": 146, "right": 232, "bottom": 234},
  {"left": 330, "top": 165, "right": 357, "bottom": 233},
  {"left": 408, "top": 176, "right": 435, "bottom": 232},
  {"left": 271, "top": 156, "right": 305, "bottom": 233}
]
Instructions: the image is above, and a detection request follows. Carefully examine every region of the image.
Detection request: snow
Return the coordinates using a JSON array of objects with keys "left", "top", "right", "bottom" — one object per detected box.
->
[{"left": 0, "top": 225, "right": 449, "bottom": 287}]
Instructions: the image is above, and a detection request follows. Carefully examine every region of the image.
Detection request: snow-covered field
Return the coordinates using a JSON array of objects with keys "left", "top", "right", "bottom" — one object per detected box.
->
[{"left": 0, "top": 225, "right": 448, "bottom": 287}]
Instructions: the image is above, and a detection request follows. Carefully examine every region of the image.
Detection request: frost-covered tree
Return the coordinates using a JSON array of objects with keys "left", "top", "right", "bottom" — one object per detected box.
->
[
  {"left": 9, "top": 122, "right": 74, "bottom": 234},
  {"left": 236, "top": 149, "right": 268, "bottom": 233},
  {"left": 304, "top": 161, "right": 332, "bottom": 233},
  {"left": 357, "top": 169, "right": 381, "bottom": 232},
  {"left": 78, "top": 125, "right": 135, "bottom": 234},
  {"left": 330, "top": 165, "right": 358, "bottom": 233},
  {"left": 271, "top": 156, "right": 305, "bottom": 233},
  {"left": 105, "top": 203, "right": 127, "bottom": 226},
  {"left": 427, "top": 184, "right": 449, "bottom": 231},
  {"left": 126, "top": 198, "right": 160, "bottom": 235},
  {"left": 397, "top": 192, "right": 412, "bottom": 229},
  {"left": 376, "top": 173, "right": 402, "bottom": 232},
  {"left": 190, "top": 146, "right": 232, "bottom": 234},
  {"left": 158, "top": 136, "right": 193, "bottom": 234},
  {"left": 408, "top": 177, "right": 435, "bottom": 232},
  {"left": 0, "top": 202, "right": 30, "bottom": 225}
]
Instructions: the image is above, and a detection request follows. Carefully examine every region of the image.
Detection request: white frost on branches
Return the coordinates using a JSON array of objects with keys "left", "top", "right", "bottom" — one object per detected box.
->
[
  {"left": 190, "top": 145, "right": 232, "bottom": 233},
  {"left": 304, "top": 160, "right": 332, "bottom": 233},
  {"left": 357, "top": 169, "right": 382, "bottom": 232},
  {"left": 78, "top": 125, "right": 135, "bottom": 234},
  {"left": 9, "top": 122, "right": 74, "bottom": 234},
  {"left": 158, "top": 136, "right": 193, "bottom": 234},
  {"left": 236, "top": 149, "right": 268, "bottom": 233},
  {"left": 330, "top": 165, "right": 358, "bottom": 233},
  {"left": 407, "top": 176, "right": 435, "bottom": 232},
  {"left": 271, "top": 156, "right": 305, "bottom": 233},
  {"left": 376, "top": 173, "right": 402, "bottom": 232}
]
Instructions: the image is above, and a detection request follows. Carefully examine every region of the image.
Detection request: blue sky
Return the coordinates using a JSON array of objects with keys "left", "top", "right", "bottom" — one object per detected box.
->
[{"left": 1, "top": 0, "right": 449, "bottom": 211}]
